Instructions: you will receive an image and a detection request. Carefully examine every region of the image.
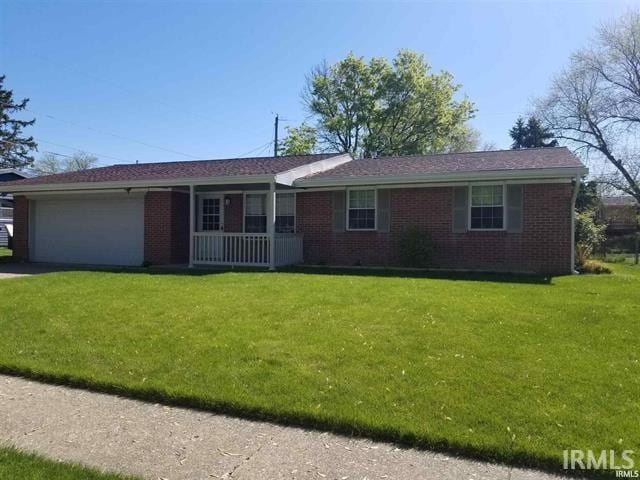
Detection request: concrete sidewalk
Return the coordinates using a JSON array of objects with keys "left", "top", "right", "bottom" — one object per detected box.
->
[{"left": 0, "top": 375, "right": 570, "bottom": 480}]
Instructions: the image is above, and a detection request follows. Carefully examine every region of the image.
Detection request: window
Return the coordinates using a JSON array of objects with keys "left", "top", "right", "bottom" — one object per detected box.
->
[
  {"left": 199, "top": 197, "right": 221, "bottom": 231},
  {"left": 244, "top": 193, "right": 296, "bottom": 233},
  {"left": 470, "top": 185, "right": 504, "bottom": 230},
  {"left": 348, "top": 189, "right": 376, "bottom": 230},
  {"left": 276, "top": 193, "right": 295, "bottom": 233},
  {"left": 244, "top": 194, "right": 267, "bottom": 233}
]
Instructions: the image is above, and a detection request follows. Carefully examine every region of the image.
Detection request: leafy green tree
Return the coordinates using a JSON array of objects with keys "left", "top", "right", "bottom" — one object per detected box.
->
[
  {"left": 304, "top": 50, "right": 475, "bottom": 157},
  {"left": 575, "top": 209, "right": 607, "bottom": 265},
  {"left": 280, "top": 123, "right": 317, "bottom": 155},
  {"left": 509, "top": 116, "right": 557, "bottom": 149},
  {"left": 0, "top": 75, "right": 37, "bottom": 169},
  {"left": 445, "top": 126, "right": 481, "bottom": 153}
]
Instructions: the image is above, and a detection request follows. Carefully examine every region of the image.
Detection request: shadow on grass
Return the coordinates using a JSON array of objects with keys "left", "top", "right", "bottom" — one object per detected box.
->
[
  {"left": 3, "top": 261, "right": 555, "bottom": 285},
  {"left": 0, "top": 366, "right": 609, "bottom": 479},
  {"left": 278, "top": 265, "right": 555, "bottom": 285}
]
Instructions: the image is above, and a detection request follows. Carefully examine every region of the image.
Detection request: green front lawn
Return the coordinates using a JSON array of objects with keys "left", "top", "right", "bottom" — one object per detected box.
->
[
  {"left": 0, "top": 447, "right": 137, "bottom": 480},
  {"left": 0, "top": 265, "right": 638, "bottom": 474},
  {"left": 0, "top": 247, "right": 11, "bottom": 257}
]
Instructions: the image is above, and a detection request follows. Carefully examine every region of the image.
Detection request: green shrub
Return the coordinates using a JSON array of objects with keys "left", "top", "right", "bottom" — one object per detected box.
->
[
  {"left": 575, "top": 209, "right": 606, "bottom": 267},
  {"left": 398, "top": 226, "right": 435, "bottom": 268},
  {"left": 579, "top": 260, "right": 612, "bottom": 274}
]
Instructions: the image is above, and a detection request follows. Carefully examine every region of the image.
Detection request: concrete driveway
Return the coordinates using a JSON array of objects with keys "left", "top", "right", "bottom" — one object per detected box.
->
[{"left": 0, "top": 262, "right": 75, "bottom": 279}]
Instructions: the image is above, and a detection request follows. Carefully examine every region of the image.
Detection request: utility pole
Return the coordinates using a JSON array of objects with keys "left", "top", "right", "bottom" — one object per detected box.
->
[{"left": 273, "top": 114, "right": 279, "bottom": 157}]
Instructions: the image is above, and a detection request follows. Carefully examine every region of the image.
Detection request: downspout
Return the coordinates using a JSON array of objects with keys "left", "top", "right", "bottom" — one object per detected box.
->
[{"left": 570, "top": 176, "right": 581, "bottom": 273}]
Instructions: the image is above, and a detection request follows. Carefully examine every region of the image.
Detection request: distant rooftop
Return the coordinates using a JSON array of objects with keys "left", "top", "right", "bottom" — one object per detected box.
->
[{"left": 602, "top": 196, "right": 638, "bottom": 206}]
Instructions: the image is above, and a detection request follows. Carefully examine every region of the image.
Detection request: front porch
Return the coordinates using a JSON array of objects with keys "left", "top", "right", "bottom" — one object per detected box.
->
[
  {"left": 193, "top": 232, "right": 303, "bottom": 267},
  {"left": 185, "top": 181, "right": 303, "bottom": 269}
]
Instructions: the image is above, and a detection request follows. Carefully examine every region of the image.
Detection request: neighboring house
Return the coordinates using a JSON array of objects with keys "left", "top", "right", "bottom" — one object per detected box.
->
[
  {"left": 0, "top": 169, "right": 31, "bottom": 247},
  {"left": 599, "top": 196, "right": 639, "bottom": 235},
  {"left": 3, "top": 147, "right": 587, "bottom": 274}
]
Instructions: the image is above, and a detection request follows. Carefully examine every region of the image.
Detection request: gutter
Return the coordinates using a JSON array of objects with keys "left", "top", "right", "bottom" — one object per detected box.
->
[
  {"left": 3, "top": 174, "right": 277, "bottom": 194},
  {"left": 293, "top": 166, "right": 589, "bottom": 188},
  {"left": 570, "top": 175, "right": 582, "bottom": 273}
]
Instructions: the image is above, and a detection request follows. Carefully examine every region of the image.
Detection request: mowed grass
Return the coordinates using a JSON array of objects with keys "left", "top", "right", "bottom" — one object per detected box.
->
[
  {"left": 0, "top": 247, "right": 11, "bottom": 259},
  {"left": 0, "top": 447, "right": 137, "bottom": 480},
  {"left": 0, "top": 265, "right": 638, "bottom": 473}
]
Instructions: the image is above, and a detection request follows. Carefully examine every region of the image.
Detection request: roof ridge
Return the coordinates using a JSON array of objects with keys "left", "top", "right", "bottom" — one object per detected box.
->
[
  {"left": 113, "top": 152, "right": 341, "bottom": 168},
  {"left": 365, "top": 146, "right": 568, "bottom": 161}
]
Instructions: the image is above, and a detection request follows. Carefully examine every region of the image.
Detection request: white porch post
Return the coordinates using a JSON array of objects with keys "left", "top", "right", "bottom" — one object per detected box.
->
[
  {"left": 189, "top": 184, "right": 195, "bottom": 268},
  {"left": 268, "top": 181, "right": 276, "bottom": 270}
]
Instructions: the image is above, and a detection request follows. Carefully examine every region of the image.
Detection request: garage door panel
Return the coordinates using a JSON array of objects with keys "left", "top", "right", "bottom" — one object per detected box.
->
[{"left": 31, "top": 196, "right": 144, "bottom": 266}]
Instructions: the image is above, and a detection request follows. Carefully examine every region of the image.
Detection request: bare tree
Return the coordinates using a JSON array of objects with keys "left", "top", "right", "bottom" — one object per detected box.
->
[
  {"left": 34, "top": 151, "right": 98, "bottom": 175},
  {"left": 536, "top": 10, "right": 640, "bottom": 203}
]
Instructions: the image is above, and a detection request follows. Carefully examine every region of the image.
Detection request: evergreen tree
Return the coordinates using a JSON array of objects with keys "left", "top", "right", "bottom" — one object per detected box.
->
[
  {"left": 0, "top": 75, "right": 37, "bottom": 169},
  {"left": 525, "top": 116, "right": 558, "bottom": 148},
  {"left": 509, "top": 116, "right": 557, "bottom": 149},
  {"left": 509, "top": 117, "right": 528, "bottom": 149}
]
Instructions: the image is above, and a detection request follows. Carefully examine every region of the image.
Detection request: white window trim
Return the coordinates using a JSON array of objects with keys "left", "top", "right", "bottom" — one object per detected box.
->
[
  {"left": 346, "top": 187, "right": 377, "bottom": 232},
  {"left": 275, "top": 192, "right": 297, "bottom": 234},
  {"left": 197, "top": 193, "right": 224, "bottom": 232},
  {"left": 242, "top": 191, "right": 297, "bottom": 234},
  {"left": 468, "top": 183, "right": 507, "bottom": 231},
  {"left": 242, "top": 191, "right": 267, "bottom": 234}
]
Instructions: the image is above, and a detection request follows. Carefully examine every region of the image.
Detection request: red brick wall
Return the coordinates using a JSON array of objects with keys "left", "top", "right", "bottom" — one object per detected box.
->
[
  {"left": 144, "top": 190, "right": 189, "bottom": 265},
  {"left": 12, "top": 195, "right": 29, "bottom": 261},
  {"left": 296, "top": 184, "right": 573, "bottom": 274}
]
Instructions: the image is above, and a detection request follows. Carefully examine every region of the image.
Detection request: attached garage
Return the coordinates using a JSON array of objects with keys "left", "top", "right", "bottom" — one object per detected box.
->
[{"left": 29, "top": 194, "right": 144, "bottom": 266}]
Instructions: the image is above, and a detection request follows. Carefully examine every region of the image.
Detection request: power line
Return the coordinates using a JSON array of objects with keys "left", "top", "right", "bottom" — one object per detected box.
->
[
  {"left": 30, "top": 52, "right": 270, "bottom": 139},
  {"left": 0, "top": 137, "right": 134, "bottom": 164},
  {"left": 1, "top": 101, "right": 200, "bottom": 160},
  {"left": 237, "top": 140, "right": 273, "bottom": 158},
  {"left": 30, "top": 107, "right": 200, "bottom": 159},
  {"left": 37, "top": 139, "right": 134, "bottom": 164}
]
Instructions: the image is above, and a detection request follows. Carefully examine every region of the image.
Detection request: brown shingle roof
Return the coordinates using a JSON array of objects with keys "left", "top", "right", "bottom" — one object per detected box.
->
[
  {"left": 6, "top": 153, "right": 341, "bottom": 187},
  {"left": 301, "top": 147, "right": 583, "bottom": 181},
  {"left": 4, "top": 147, "right": 586, "bottom": 191}
]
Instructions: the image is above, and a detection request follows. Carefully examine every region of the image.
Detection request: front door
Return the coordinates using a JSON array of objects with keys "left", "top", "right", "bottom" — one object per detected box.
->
[{"left": 198, "top": 195, "right": 224, "bottom": 232}]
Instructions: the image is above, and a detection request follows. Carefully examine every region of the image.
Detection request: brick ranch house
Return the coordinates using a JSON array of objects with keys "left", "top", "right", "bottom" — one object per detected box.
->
[{"left": 4, "top": 147, "right": 587, "bottom": 274}]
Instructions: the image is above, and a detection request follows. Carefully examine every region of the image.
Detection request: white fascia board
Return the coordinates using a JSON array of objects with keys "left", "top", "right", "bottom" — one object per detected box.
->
[
  {"left": 22, "top": 188, "right": 172, "bottom": 198},
  {"left": 25, "top": 191, "right": 148, "bottom": 201},
  {"left": 275, "top": 154, "right": 353, "bottom": 186},
  {"left": 293, "top": 166, "right": 589, "bottom": 188},
  {"left": 5, "top": 174, "right": 276, "bottom": 194}
]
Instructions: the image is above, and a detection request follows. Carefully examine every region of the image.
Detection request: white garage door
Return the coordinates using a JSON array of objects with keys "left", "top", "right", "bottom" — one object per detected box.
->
[{"left": 31, "top": 195, "right": 144, "bottom": 266}]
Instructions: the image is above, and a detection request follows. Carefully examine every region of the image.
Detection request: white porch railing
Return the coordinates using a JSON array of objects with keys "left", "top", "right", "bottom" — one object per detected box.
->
[{"left": 193, "top": 232, "right": 303, "bottom": 267}]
